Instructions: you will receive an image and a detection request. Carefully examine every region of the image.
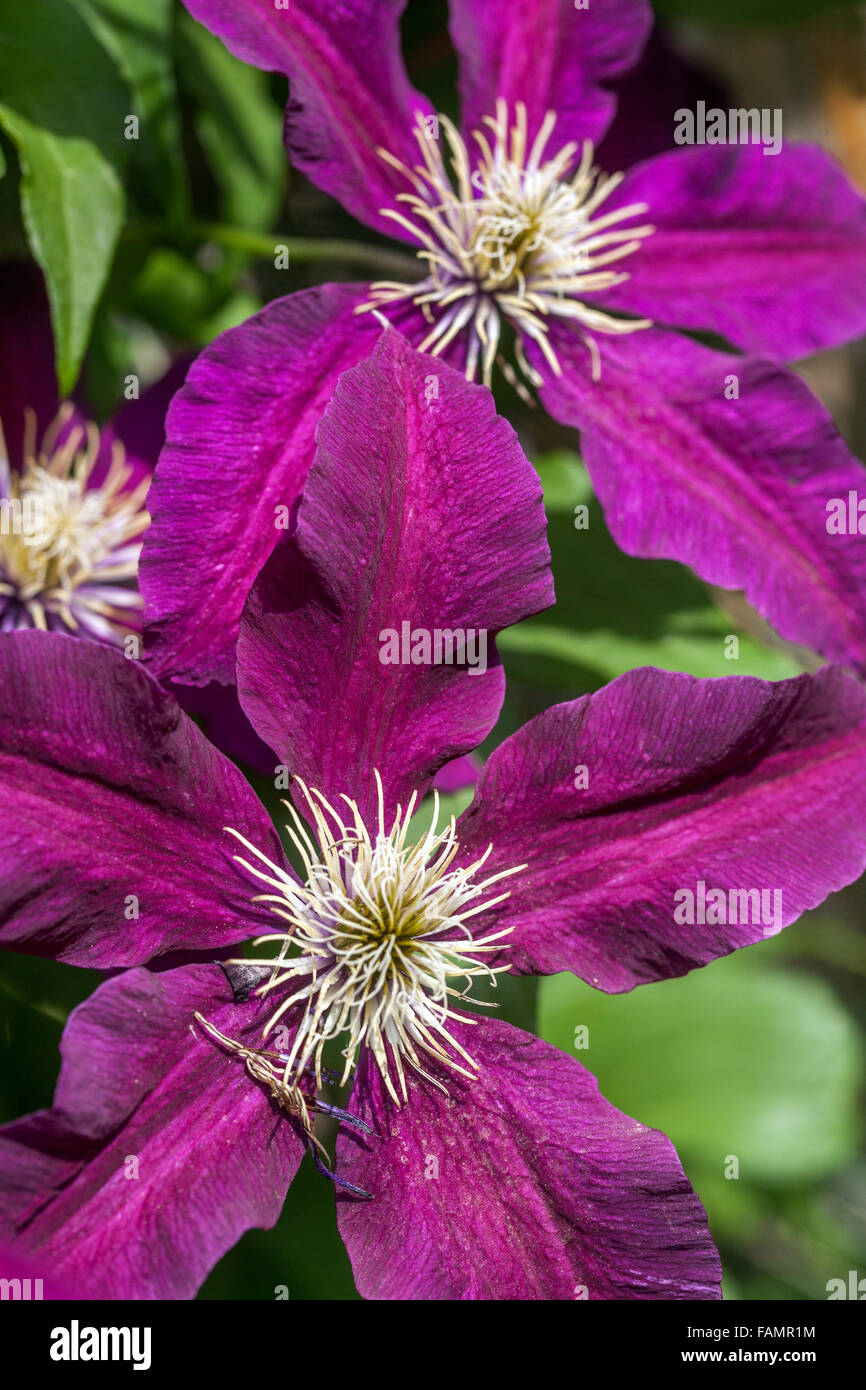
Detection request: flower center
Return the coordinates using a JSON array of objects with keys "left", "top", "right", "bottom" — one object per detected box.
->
[
  {"left": 358, "top": 99, "right": 654, "bottom": 388},
  {"left": 0, "top": 405, "right": 149, "bottom": 640},
  {"left": 204, "top": 776, "right": 520, "bottom": 1107}
]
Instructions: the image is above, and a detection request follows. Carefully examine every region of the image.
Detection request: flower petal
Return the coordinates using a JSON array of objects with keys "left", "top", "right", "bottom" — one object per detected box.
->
[
  {"left": 0, "top": 1247, "right": 78, "bottom": 1299},
  {"left": 448, "top": 0, "right": 651, "bottom": 152},
  {"left": 0, "top": 964, "right": 303, "bottom": 1299},
  {"left": 602, "top": 143, "right": 866, "bottom": 360},
  {"left": 337, "top": 1019, "right": 720, "bottom": 1300},
  {"left": 454, "top": 665, "right": 866, "bottom": 989},
  {"left": 172, "top": 678, "right": 277, "bottom": 776},
  {"left": 182, "top": 0, "right": 431, "bottom": 238},
  {"left": 237, "top": 329, "right": 553, "bottom": 826},
  {"left": 141, "top": 283, "right": 379, "bottom": 686},
  {"left": 0, "top": 631, "right": 284, "bottom": 966},
  {"left": 536, "top": 325, "right": 866, "bottom": 675},
  {"left": 432, "top": 752, "right": 480, "bottom": 793}
]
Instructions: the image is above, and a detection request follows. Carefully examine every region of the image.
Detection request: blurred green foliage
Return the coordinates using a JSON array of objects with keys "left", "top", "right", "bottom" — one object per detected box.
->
[
  {"left": 0, "top": 0, "right": 128, "bottom": 391},
  {"left": 653, "top": 0, "right": 859, "bottom": 25},
  {"left": 540, "top": 949, "right": 865, "bottom": 1300}
]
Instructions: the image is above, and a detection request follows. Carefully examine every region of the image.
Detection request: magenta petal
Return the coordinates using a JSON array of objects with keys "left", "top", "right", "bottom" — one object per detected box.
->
[
  {"left": 0, "top": 631, "right": 285, "bottom": 966},
  {"left": 141, "top": 284, "right": 379, "bottom": 686},
  {"left": 449, "top": 0, "right": 651, "bottom": 153},
  {"left": 537, "top": 325, "right": 866, "bottom": 674},
  {"left": 237, "top": 329, "right": 553, "bottom": 826},
  {"left": 454, "top": 665, "right": 866, "bottom": 990},
  {"left": 0, "top": 1246, "right": 78, "bottom": 1299},
  {"left": 0, "top": 965, "right": 304, "bottom": 1299},
  {"left": 337, "top": 1019, "right": 720, "bottom": 1300},
  {"left": 172, "top": 678, "right": 276, "bottom": 776},
  {"left": 432, "top": 752, "right": 480, "bottom": 793},
  {"left": 182, "top": 0, "right": 431, "bottom": 239},
  {"left": 603, "top": 143, "right": 866, "bottom": 360}
]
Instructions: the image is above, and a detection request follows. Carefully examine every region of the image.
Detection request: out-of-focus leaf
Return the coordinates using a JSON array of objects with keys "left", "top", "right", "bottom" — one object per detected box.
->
[
  {"left": 0, "top": 116, "right": 124, "bottom": 396},
  {"left": 500, "top": 613, "right": 797, "bottom": 686},
  {"left": 0, "top": 0, "right": 129, "bottom": 392},
  {"left": 79, "top": 0, "right": 189, "bottom": 216},
  {"left": 539, "top": 952, "right": 862, "bottom": 1182},
  {"left": 0, "top": 954, "right": 102, "bottom": 1123},
  {"left": 129, "top": 247, "right": 213, "bottom": 334},
  {"left": 177, "top": 7, "right": 286, "bottom": 231},
  {"left": 127, "top": 246, "right": 263, "bottom": 346},
  {"left": 502, "top": 451, "right": 801, "bottom": 688},
  {"left": 194, "top": 290, "right": 264, "bottom": 345},
  {"left": 408, "top": 788, "right": 475, "bottom": 840}
]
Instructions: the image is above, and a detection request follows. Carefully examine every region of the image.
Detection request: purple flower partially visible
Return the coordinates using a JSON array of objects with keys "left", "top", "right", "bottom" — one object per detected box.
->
[
  {"left": 2, "top": 336, "right": 866, "bottom": 1300},
  {"left": 0, "top": 265, "right": 163, "bottom": 648},
  {"left": 0, "top": 266, "right": 266, "bottom": 772},
  {"left": 141, "top": 0, "right": 866, "bottom": 688}
]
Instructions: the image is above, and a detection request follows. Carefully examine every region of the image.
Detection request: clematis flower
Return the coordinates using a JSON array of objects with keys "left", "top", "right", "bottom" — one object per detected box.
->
[
  {"left": 3, "top": 336, "right": 866, "bottom": 1300},
  {"left": 142, "top": 0, "right": 866, "bottom": 692},
  {"left": 0, "top": 264, "right": 164, "bottom": 648},
  {"left": 0, "top": 263, "right": 260, "bottom": 771}
]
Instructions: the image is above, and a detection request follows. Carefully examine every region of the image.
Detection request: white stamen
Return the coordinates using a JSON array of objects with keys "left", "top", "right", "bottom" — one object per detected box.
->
[
  {"left": 358, "top": 99, "right": 654, "bottom": 387},
  {"left": 210, "top": 774, "right": 522, "bottom": 1108},
  {"left": 0, "top": 405, "right": 149, "bottom": 642}
]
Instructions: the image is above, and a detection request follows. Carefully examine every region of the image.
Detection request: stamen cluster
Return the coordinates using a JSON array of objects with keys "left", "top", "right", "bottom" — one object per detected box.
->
[
  {"left": 359, "top": 100, "right": 654, "bottom": 387},
  {"left": 221, "top": 777, "right": 520, "bottom": 1105},
  {"left": 0, "top": 405, "right": 148, "bottom": 641}
]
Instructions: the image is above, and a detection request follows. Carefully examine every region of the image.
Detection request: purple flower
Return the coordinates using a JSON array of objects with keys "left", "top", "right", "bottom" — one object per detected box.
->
[
  {"left": 3, "top": 335, "right": 866, "bottom": 1300},
  {"left": 0, "top": 264, "right": 170, "bottom": 648},
  {"left": 141, "top": 0, "right": 866, "bottom": 689}
]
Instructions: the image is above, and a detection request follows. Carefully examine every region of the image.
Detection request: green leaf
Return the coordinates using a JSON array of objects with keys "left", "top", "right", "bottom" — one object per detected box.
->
[
  {"left": 0, "top": 0, "right": 129, "bottom": 392},
  {"left": 0, "top": 953, "right": 102, "bottom": 1123},
  {"left": 129, "top": 246, "right": 214, "bottom": 334},
  {"left": 79, "top": 0, "right": 189, "bottom": 217},
  {"left": 194, "top": 289, "right": 264, "bottom": 344},
  {"left": 539, "top": 951, "right": 862, "bottom": 1182},
  {"left": 177, "top": 7, "right": 286, "bottom": 231},
  {"left": 0, "top": 112, "right": 124, "bottom": 395},
  {"left": 408, "top": 787, "right": 475, "bottom": 840}
]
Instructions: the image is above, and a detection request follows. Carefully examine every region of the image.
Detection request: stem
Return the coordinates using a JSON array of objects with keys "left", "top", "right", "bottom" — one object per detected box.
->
[{"left": 129, "top": 219, "right": 421, "bottom": 281}]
